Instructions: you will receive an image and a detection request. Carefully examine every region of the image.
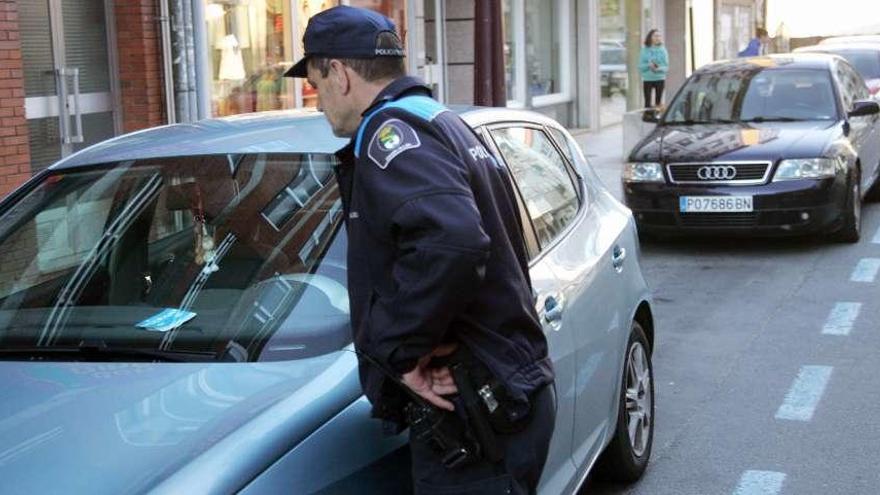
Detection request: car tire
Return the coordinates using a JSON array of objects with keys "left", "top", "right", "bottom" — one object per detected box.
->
[
  {"left": 835, "top": 171, "right": 861, "bottom": 243},
  {"left": 594, "top": 321, "right": 654, "bottom": 482}
]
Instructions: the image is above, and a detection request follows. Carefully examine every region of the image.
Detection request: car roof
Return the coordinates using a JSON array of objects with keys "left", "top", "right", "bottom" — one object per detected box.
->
[
  {"left": 694, "top": 53, "right": 838, "bottom": 74},
  {"left": 820, "top": 35, "right": 880, "bottom": 45},
  {"left": 796, "top": 42, "right": 880, "bottom": 52},
  {"left": 52, "top": 106, "right": 561, "bottom": 169}
]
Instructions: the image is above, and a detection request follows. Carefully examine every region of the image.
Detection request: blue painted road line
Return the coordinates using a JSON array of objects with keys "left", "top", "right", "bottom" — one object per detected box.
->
[
  {"left": 850, "top": 258, "right": 880, "bottom": 283},
  {"left": 733, "top": 470, "right": 786, "bottom": 495},
  {"left": 822, "top": 302, "right": 861, "bottom": 336},
  {"left": 776, "top": 365, "right": 833, "bottom": 421}
]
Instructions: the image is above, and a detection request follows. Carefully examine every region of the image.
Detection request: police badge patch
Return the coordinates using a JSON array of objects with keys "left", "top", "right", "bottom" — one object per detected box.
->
[{"left": 367, "top": 119, "right": 421, "bottom": 169}]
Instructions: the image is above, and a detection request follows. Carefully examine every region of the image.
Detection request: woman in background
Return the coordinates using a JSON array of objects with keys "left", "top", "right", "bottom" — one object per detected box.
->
[{"left": 639, "top": 29, "right": 669, "bottom": 108}]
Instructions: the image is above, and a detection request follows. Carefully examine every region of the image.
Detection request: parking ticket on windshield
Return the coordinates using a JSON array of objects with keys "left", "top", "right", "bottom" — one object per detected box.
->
[
  {"left": 680, "top": 196, "right": 754, "bottom": 213},
  {"left": 136, "top": 309, "right": 197, "bottom": 332}
]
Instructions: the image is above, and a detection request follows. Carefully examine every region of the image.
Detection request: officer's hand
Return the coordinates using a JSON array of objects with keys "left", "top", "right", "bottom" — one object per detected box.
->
[
  {"left": 401, "top": 344, "right": 459, "bottom": 412},
  {"left": 428, "top": 344, "right": 458, "bottom": 397}
]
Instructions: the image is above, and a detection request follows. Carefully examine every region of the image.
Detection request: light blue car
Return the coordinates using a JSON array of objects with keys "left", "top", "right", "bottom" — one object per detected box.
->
[{"left": 0, "top": 107, "right": 655, "bottom": 494}]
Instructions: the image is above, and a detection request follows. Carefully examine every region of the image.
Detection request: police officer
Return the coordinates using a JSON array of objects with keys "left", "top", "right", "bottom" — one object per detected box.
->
[{"left": 286, "top": 6, "right": 556, "bottom": 494}]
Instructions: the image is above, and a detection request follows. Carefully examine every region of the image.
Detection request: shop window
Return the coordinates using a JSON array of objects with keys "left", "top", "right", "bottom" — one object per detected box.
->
[
  {"left": 524, "top": 1, "right": 559, "bottom": 98},
  {"left": 205, "top": 0, "right": 298, "bottom": 117},
  {"left": 503, "top": 0, "right": 571, "bottom": 107}
]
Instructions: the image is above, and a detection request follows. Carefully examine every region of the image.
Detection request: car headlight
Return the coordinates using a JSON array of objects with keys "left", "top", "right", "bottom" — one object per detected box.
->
[
  {"left": 773, "top": 158, "right": 839, "bottom": 181},
  {"left": 624, "top": 162, "right": 664, "bottom": 183}
]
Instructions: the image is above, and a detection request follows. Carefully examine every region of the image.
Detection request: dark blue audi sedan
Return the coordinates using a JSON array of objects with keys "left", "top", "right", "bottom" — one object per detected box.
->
[{"left": 625, "top": 54, "right": 880, "bottom": 242}]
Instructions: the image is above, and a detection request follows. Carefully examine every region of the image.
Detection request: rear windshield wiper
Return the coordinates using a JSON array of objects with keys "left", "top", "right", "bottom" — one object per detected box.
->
[{"left": 0, "top": 344, "right": 218, "bottom": 362}]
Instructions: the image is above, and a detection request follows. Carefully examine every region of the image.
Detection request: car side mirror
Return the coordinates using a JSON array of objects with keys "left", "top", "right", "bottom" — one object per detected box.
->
[
  {"left": 642, "top": 108, "right": 661, "bottom": 123},
  {"left": 848, "top": 100, "right": 880, "bottom": 118}
]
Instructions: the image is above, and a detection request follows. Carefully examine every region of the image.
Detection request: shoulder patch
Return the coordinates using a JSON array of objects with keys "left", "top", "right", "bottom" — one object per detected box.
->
[{"left": 367, "top": 119, "right": 421, "bottom": 169}]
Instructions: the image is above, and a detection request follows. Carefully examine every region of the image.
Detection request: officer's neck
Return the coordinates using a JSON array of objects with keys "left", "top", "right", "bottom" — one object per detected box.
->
[{"left": 352, "top": 77, "right": 398, "bottom": 117}]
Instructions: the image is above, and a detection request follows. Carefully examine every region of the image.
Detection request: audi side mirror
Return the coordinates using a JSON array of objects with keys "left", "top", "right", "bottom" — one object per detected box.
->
[
  {"left": 642, "top": 108, "right": 661, "bottom": 123},
  {"left": 848, "top": 100, "right": 880, "bottom": 118}
]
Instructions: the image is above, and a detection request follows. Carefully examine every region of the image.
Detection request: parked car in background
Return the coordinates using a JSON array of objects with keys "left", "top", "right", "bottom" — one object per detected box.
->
[
  {"left": 626, "top": 54, "right": 880, "bottom": 242},
  {"left": 0, "top": 107, "right": 655, "bottom": 494},
  {"left": 795, "top": 43, "right": 880, "bottom": 98},
  {"left": 820, "top": 34, "right": 880, "bottom": 45}
]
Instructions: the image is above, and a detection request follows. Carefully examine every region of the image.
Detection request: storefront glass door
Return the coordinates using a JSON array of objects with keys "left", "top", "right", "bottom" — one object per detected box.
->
[{"left": 20, "top": 0, "right": 117, "bottom": 171}]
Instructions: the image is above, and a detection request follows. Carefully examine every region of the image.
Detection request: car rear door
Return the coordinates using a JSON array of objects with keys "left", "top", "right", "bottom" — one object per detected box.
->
[
  {"left": 479, "top": 124, "right": 579, "bottom": 495},
  {"left": 487, "top": 121, "right": 631, "bottom": 490}
]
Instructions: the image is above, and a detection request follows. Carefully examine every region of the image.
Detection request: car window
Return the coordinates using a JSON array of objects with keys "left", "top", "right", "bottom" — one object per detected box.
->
[
  {"left": 0, "top": 153, "right": 350, "bottom": 363},
  {"left": 835, "top": 50, "right": 880, "bottom": 80},
  {"left": 839, "top": 61, "right": 870, "bottom": 103},
  {"left": 491, "top": 127, "right": 580, "bottom": 249}
]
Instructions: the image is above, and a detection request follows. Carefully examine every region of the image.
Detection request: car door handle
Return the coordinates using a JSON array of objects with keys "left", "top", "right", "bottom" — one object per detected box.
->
[
  {"left": 543, "top": 294, "right": 564, "bottom": 324},
  {"left": 612, "top": 245, "right": 627, "bottom": 272}
]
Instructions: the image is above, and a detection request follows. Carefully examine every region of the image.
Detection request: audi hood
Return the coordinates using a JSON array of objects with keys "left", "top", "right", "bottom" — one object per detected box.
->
[
  {"left": 629, "top": 121, "right": 839, "bottom": 164},
  {"left": 0, "top": 354, "right": 362, "bottom": 494}
]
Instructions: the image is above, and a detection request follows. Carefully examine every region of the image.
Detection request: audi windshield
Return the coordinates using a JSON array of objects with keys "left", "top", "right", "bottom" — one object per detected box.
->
[
  {"left": 0, "top": 154, "right": 353, "bottom": 362},
  {"left": 664, "top": 67, "right": 839, "bottom": 124}
]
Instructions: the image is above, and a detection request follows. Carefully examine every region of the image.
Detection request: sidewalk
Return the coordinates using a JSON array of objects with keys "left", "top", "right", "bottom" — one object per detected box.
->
[{"left": 569, "top": 124, "right": 624, "bottom": 200}]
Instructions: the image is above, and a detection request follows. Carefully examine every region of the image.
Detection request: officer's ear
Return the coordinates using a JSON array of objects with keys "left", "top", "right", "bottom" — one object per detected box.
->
[{"left": 326, "top": 59, "right": 352, "bottom": 96}]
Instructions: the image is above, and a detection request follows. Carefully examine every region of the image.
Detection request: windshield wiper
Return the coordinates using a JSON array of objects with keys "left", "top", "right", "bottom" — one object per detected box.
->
[
  {"left": 664, "top": 119, "right": 737, "bottom": 125},
  {"left": 741, "top": 116, "right": 806, "bottom": 123},
  {"left": 0, "top": 344, "right": 218, "bottom": 362}
]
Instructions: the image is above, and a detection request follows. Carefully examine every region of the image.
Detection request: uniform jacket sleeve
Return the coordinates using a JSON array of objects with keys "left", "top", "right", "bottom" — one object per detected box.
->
[{"left": 355, "top": 111, "right": 491, "bottom": 373}]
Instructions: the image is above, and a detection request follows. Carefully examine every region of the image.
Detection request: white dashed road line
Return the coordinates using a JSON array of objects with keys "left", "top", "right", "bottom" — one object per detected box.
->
[
  {"left": 849, "top": 258, "right": 880, "bottom": 283},
  {"left": 733, "top": 470, "right": 786, "bottom": 495},
  {"left": 873, "top": 224, "right": 880, "bottom": 244},
  {"left": 822, "top": 302, "right": 862, "bottom": 336},
  {"left": 776, "top": 365, "right": 833, "bottom": 422}
]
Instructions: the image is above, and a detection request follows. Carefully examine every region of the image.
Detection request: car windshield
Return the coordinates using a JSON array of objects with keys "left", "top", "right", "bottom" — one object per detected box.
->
[
  {"left": 664, "top": 67, "right": 838, "bottom": 124},
  {"left": 0, "top": 153, "right": 351, "bottom": 362}
]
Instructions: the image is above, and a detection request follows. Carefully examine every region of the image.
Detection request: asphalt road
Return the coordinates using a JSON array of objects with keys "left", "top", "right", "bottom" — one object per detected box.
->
[{"left": 580, "top": 201, "right": 880, "bottom": 494}]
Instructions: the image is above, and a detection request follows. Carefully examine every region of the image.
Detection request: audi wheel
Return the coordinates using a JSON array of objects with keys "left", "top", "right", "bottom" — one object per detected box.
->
[{"left": 594, "top": 321, "right": 654, "bottom": 482}]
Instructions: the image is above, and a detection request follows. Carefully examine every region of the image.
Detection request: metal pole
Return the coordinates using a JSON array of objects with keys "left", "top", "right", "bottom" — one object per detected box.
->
[
  {"left": 159, "top": 0, "right": 177, "bottom": 124},
  {"left": 192, "top": 0, "right": 212, "bottom": 120}
]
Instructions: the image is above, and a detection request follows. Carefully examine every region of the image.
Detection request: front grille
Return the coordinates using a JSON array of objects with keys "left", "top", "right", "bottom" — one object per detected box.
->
[
  {"left": 668, "top": 162, "right": 770, "bottom": 184},
  {"left": 679, "top": 212, "right": 759, "bottom": 227}
]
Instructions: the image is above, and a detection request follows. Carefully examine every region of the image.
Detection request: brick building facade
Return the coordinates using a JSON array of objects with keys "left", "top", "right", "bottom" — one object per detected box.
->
[
  {"left": 1, "top": 0, "right": 166, "bottom": 198},
  {"left": 115, "top": 0, "right": 166, "bottom": 133},
  {"left": 0, "top": 0, "right": 30, "bottom": 197}
]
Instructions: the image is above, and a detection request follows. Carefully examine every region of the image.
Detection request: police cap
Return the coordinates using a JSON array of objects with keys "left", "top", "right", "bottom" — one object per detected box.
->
[{"left": 285, "top": 5, "right": 405, "bottom": 78}]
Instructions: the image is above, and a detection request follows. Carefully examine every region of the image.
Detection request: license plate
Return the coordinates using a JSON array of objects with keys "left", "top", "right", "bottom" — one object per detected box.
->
[{"left": 679, "top": 196, "right": 753, "bottom": 213}]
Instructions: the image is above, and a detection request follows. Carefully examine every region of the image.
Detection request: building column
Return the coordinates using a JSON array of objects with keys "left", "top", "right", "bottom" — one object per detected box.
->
[
  {"left": 575, "top": 0, "right": 599, "bottom": 129},
  {"left": 115, "top": 0, "right": 166, "bottom": 133},
  {"left": 474, "top": 0, "right": 505, "bottom": 106},
  {"left": 0, "top": 0, "right": 30, "bottom": 197},
  {"left": 444, "top": 0, "right": 475, "bottom": 105},
  {"left": 664, "top": 0, "right": 688, "bottom": 98}
]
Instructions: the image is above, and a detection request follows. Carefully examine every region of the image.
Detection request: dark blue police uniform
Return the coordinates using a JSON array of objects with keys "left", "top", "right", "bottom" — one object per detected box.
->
[
  {"left": 335, "top": 77, "right": 556, "bottom": 494},
  {"left": 286, "top": 6, "right": 556, "bottom": 493}
]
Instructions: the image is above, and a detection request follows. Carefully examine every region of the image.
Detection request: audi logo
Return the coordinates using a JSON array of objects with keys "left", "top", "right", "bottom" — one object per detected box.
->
[{"left": 697, "top": 165, "right": 737, "bottom": 180}]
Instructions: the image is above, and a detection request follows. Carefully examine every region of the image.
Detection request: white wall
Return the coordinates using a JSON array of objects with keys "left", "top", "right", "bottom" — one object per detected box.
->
[{"left": 690, "top": 0, "right": 714, "bottom": 72}]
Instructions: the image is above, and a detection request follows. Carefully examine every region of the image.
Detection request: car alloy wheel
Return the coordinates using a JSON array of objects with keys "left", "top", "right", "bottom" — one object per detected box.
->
[
  {"left": 594, "top": 321, "right": 654, "bottom": 482},
  {"left": 625, "top": 341, "right": 652, "bottom": 457}
]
